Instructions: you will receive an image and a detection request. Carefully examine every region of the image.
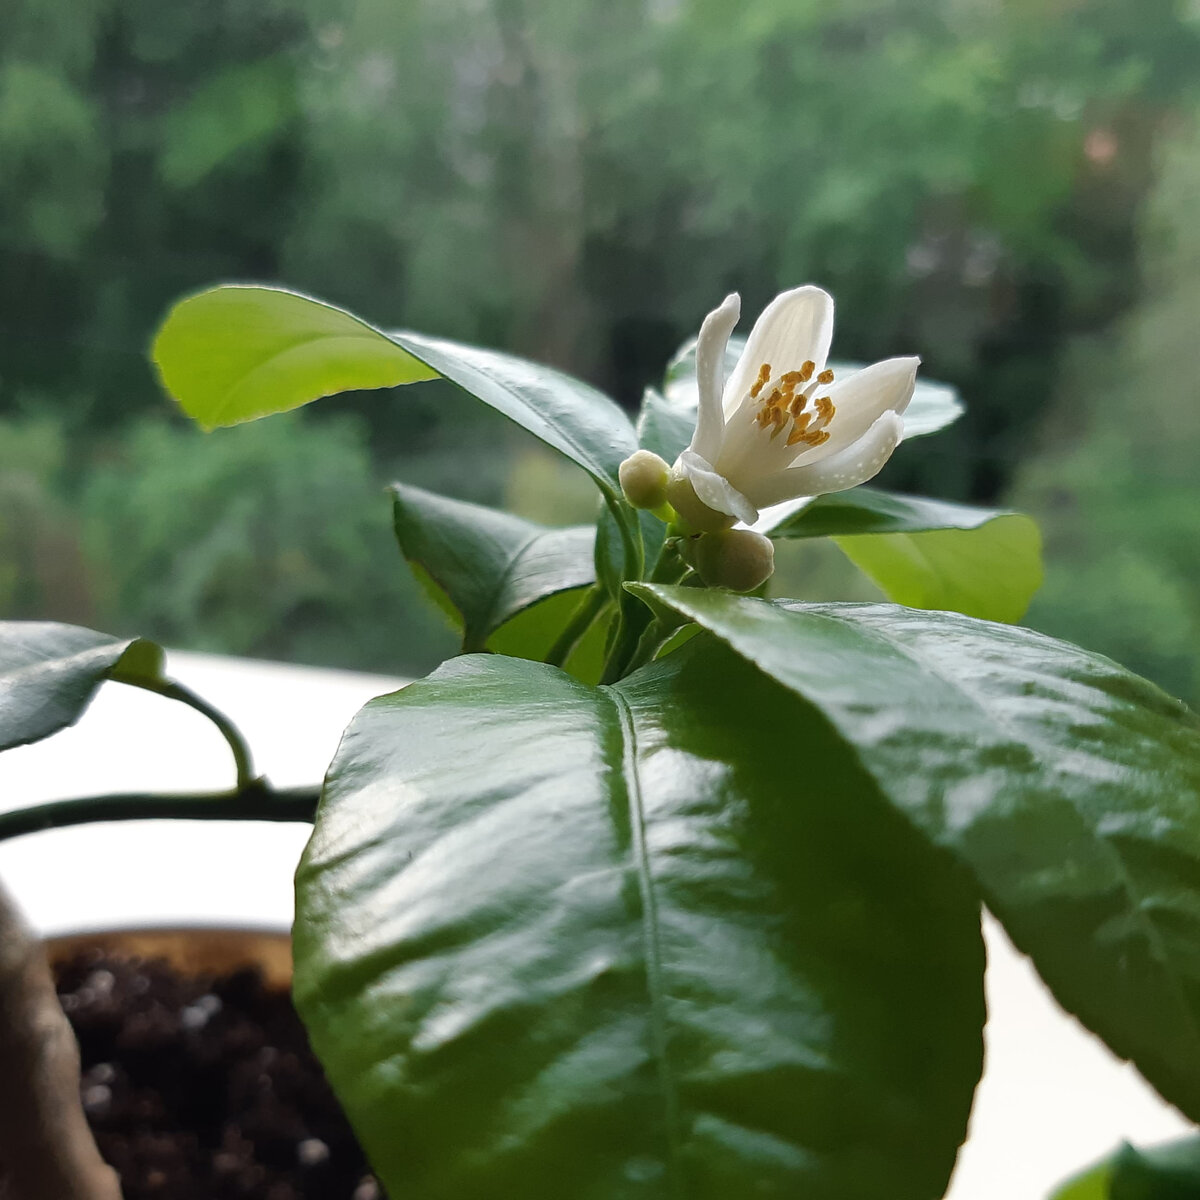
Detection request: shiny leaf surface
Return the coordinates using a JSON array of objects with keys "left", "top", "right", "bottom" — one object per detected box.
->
[
  {"left": 391, "top": 483, "right": 595, "bottom": 652},
  {"left": 766, "top": 488, "right": 1044, "bottom": 623},
  {"left": 0, "top": 621, "right": 163, "bottom": 751},
  {"left": 294, "top": 643, "right": 985, "bottom": 1200},
  {"left": 634, "top": 586, "right": 1200, "bottom": 1121},
  {"left": 154, "top": 286, "right": 639, "bottom": 498}
]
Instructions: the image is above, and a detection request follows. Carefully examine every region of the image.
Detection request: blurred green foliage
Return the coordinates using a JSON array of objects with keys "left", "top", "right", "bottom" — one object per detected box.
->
[
  {"left": 1015, "top": 110, "right": 1200, "bottom": 707},
  {"left": 82, "top": 415, "right": 457, "bottom": 670},
  {"left": 1, "top": 0, "right": 1199, "bottom": 681}
]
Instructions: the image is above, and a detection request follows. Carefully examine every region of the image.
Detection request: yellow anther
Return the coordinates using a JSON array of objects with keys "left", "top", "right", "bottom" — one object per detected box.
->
[
  {"left": 788, "top": 427, "right": 831, "bottom": 448},
  {"left": 817, "top": 368, "right": 834, "bottom": 385},
  {"left": 749, "top": 363, "right": 772, "bottom": 399},
  {"left": 799, "top": 360, "right": 815, "bottom": 382},
  {"left": 814, "top": 396, "right": 835, "bottom": 423},
  {"left": 789, "top": 395, "right": 807, "bottom": 417}
]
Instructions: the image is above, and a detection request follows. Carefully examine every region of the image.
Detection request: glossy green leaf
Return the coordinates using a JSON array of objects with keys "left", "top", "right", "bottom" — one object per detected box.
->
[
  {"left": 633, "top": 586, "right": 1200, "bottom": 1121},
  {"left": 0, "top": 621, "right": 164, "bottom": 751},
  {"left": 391, "top": 482, "right": 595, "bottom": 653},
  {"left": 294, "top": 642, "right": 985, "bottom": 1200},
  {"left": 663, "top": 335, "right": 963, "bottom": 440},
  {"left": 766, "top": 488, "right": 1044, "bottom": 624},
  {"left": 765, "top": 487, "right": 1014, "bottom": 539},
  {"left": 1052, "top": 1138, "right": 1200, "bottom": 1200},
  {"left": 154, "top": 286, "right": 639, "bottom": 499},
  {"left": 394, "top": 328, "right": 639, "bottom": 497}
]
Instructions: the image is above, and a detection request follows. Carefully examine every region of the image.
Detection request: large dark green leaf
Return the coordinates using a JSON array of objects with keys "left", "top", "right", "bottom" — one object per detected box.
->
[
  {"left": 154, "top": 286, "right": 639, "bottom": 499},
  {"left": 294, "top": 643, "right": 985, "bottom": 1200},
  {"left": 391, "top": 483, "right": 595, "bottom": 653},
  {"left": 765, "top": 488, "right": 1044, "bottom": 623},
  {"left": 394, "top": 328, "right": 639, "bottom": 498},
  {"left": 663, "top": 336, "right": 963, "bottom": 440},
  {"left": 0, "top": 622, "right": 164, "bottom": 751},
  {"left": 633, "top": 586, "right": 1200, "bottom": 1121},
  {"left": 1052, "top": 1137, "right": 1200, "bottom": 1200}
]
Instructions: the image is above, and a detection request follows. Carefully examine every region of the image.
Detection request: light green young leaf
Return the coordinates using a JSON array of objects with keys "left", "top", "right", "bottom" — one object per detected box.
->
[
  {"left": 632, "top": 586, "right": 1200, "bottom": 1123},
  {"left": 0, "top": 621, "right": 164, "bottom": 751},
  {"left": 766, "top": 488, "right": 1043, "bottom": 623},
  {"left": 1051, "top": 1137, "right": 1200, "bottom": 1200},
  {"left": 154, "top": 286, "right": 638, "bottom": 499},
  {"left": 153, "top": 286, "right": 437, "bottom": 428},
  {"left": 294, "top": 641, "right": 985, "bottom": 1200},
  {"left": 391, "top": 483, "right": 595, "bottom": 653},
  {"left": 486, "top": 587, "right": 611, "bottom": 684}
]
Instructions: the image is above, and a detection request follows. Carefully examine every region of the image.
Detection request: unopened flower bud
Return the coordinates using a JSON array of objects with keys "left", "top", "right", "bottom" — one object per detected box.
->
[
  {"left": 664, "top": 470, "right": 736, "bottom": 533},
  {"left": 691, "top": 528, "right": 775, "bottom": 592},
  {"left": 619, "top": 449, "right": 671, "bottom": 511}
]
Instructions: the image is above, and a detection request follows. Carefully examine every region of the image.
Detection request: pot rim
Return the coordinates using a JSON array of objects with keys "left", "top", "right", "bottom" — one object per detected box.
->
[{"left": 43, "top": 923, "right": 293, "bottom": 989}]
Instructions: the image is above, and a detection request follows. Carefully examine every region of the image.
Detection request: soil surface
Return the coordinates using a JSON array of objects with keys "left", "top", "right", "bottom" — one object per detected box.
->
[{"left": 54, "top": 948, "right": 386, "bottom": 1200}]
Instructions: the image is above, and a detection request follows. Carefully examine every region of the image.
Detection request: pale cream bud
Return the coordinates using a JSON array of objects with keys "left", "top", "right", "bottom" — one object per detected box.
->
[
  {"left": 619, "top": 449, "right": 671, "bottom": 511},
  {"left": 690, "top": 528, "right": 775, "bottom": 592}
]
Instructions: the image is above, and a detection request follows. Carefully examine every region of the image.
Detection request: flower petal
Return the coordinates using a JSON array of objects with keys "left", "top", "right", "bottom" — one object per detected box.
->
[
  {"left": 722, "top": 286, "right": 835, "bottom": 418},
  {"left": 679, "top": 449, "right": 759, "bottom": 526},
  {"left": 789, "top": 356, "right": 919, "bottom": 464},
  {"left": 743, "top": 411, "right": 904, "bottom": 507},
  {"left": 690, "top": 293, "right": 741, "bottom": 463}
]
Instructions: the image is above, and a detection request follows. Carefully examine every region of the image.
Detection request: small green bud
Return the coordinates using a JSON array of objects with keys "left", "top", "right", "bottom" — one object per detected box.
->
[
  {"left": 619, "top": 449, "right": 671, "bottom": 511},
  {"left": 691, "top": 528, "right": 775, "bottom": 592}
]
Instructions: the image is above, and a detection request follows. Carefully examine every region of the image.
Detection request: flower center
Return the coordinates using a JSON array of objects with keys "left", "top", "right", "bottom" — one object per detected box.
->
[{"left": 749, "top": 362, "right": 836, "bottom": 448}]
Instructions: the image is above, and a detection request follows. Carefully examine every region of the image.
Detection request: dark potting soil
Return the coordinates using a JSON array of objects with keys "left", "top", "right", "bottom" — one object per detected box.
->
[{"left": 54, "top": 949, "right": 386, "bottom": 1200}]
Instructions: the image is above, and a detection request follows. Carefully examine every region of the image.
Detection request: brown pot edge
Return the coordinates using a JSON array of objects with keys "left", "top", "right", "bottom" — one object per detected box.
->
[{"left": 43, "top": 926, "right": 293, "bottom": 990}]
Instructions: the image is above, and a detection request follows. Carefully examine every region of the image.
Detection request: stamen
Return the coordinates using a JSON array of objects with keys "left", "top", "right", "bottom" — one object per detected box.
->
[
  {"left": 749, "top": 363, "right": 772, "bottom": 399},
  {"left": 787, "top": 426, "right": 831, "bottom": 448},
  {"left": 817, "top": 368, "right": 834, "bottom": 385}
]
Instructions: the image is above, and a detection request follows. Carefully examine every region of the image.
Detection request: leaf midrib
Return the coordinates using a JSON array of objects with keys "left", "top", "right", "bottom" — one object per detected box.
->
[{"left": 601, "top": 683, "right": 686, "bottom": 1200}]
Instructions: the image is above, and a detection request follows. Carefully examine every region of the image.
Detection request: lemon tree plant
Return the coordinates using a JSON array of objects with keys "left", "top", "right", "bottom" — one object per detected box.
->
[{"left": 0, "top": 283, "right": 1196, "bottom": 1199}]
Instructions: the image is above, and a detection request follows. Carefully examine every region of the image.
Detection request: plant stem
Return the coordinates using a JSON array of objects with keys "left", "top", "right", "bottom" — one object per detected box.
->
[
  {"left": 599, "top": 542, "right": 691, "bottom": 684},
  {"left": 124, "top": 678, "right": 256, "bottom": 789},
  {"left": 0, "top": 783, "right": 320, "bottom": 844},
  {"left": 0, "top": 882, "right": 124, "bottom": 1199},
  {"left": 544, "top": 587, "right": 607, "bottom": 668}
]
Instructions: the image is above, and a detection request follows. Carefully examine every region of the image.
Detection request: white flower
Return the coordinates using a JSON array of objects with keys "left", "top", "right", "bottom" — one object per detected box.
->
[{"left": 666, "top": 287, "right": 919, "bottom": 531}]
